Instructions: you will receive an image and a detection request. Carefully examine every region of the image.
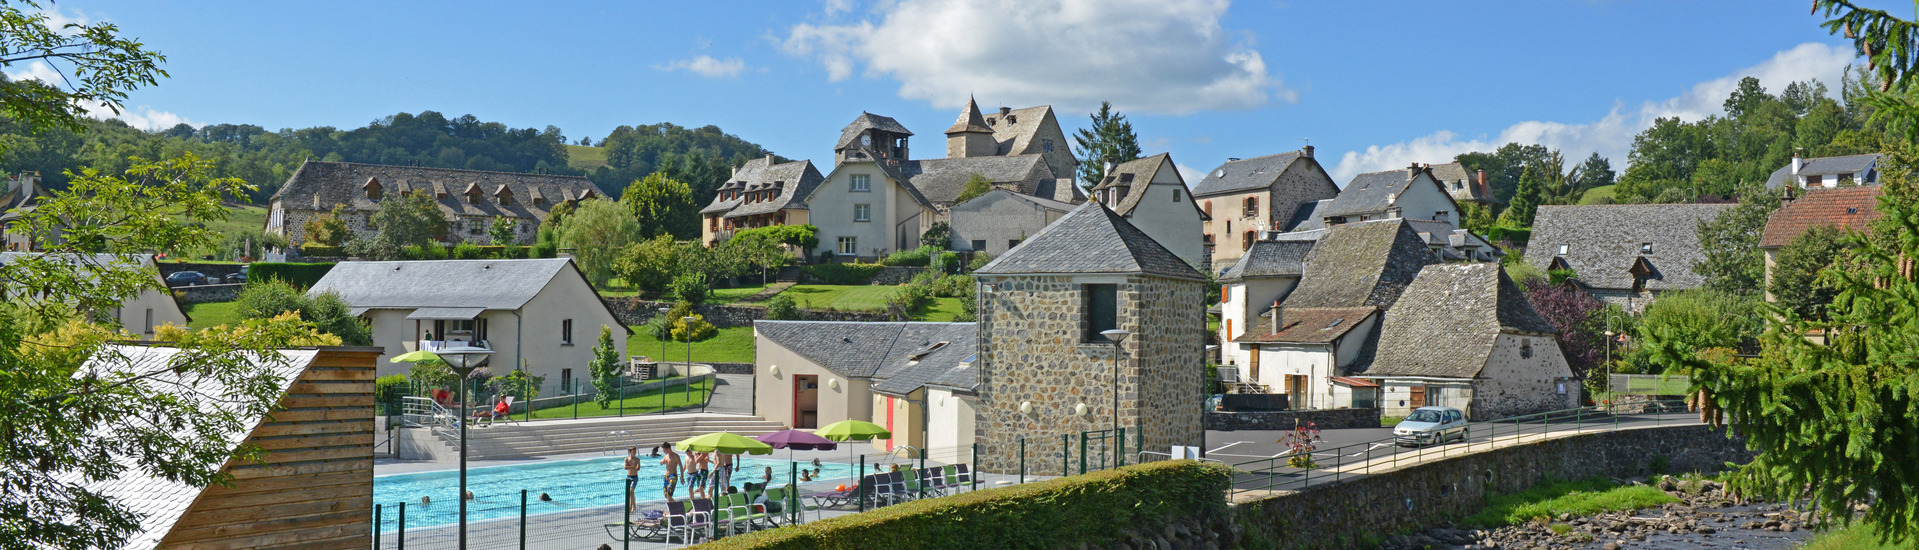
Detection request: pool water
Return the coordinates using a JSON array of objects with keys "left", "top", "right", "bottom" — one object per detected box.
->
[{"left": 373, "top": 456, "right": 859, "bottom": 531}]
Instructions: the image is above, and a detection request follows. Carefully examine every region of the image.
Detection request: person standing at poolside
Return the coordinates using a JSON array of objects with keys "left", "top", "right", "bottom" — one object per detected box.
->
[
  {"left": 686, "top": 451, "right": 711, "bottom": 499},
  {"left": 623, "top": 446, "right": 642, "bottom": 513},
  {"left": 659, "top": 442, "right": 682, "bottom": 501},
  {"left": 714, "top": 452, "right": 734, "bottom": 493}
]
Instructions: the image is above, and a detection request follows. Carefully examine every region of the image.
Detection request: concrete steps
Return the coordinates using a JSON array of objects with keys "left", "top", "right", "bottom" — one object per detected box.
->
[{"left": 456, "top": 414, "right": 789, "bottom": 460}]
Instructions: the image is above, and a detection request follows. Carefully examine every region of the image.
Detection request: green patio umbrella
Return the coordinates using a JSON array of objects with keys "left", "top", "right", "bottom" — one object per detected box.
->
[
  {"left": 812, "top": 419, "right": 891, "bottom": 442},
  {"left": 389, "top": 349, "right": 443, "bottom": 364},
  {"left": 677, "top": 431, "right": 776, "bottom": 455}
]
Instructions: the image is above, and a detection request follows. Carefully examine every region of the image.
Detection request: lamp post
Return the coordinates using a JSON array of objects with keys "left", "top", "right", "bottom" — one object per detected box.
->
[
  {"left": 658, "top": 307, "right": 670, "bottom": 416},
  {"left": 683, "top": 316, "right": 697, "bottom": 403},
  {"left": 1099, "top": 329, "right": 1130, "bottom": 435},
  {"left": 439, "top": 345, "right": 495, "bottom": 550}
]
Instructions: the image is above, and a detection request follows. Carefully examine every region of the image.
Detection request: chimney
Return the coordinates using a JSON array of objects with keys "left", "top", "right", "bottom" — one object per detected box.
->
[
  {"left": 999, "top": 106, "right": 1011, "bottom": 116},
  {"left": 1781, "top": 184, "right": 1797, "bottom": 206},
  {"left": 1269, "top": 301, "right": 1282, "bottom": 335},
  {"left": 1301, "top": 145, "right": 1314, "bottom": 158},
  {"left": 1790, "top": 152, "right": 1804, "bottom": 186}
]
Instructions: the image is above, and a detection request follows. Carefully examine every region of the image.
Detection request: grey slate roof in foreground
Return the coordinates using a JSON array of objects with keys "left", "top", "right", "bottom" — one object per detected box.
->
[
  {"left": 1363, "top": 263, "right": 1558, "bottom": 379},
  {"left": 309, "top": 258, "right": 572, "bottom": 310},
  {"left": 1280, "top": 219, "right": 1438, "bottom": 310},
  {"left": 1219, "top": 239, "right": 1316, "bottom": 282},
  {"left": 1192, "top": 151, "right": 1305, "bottom": 197},
  {"left": 1525, "top": 204, "right": 1733, "bottom": 291},
  {"left": 975, "top": 201, "right": 1204, "bottom": 280},
  {"left": 872, "top": 324, "right": 979, "bottom": 395},
  {"left": 755, "top": 321, "right": 975, "bottom": 382}
]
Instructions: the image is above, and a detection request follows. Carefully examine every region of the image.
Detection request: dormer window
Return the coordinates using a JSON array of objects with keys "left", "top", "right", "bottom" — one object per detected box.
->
[
  {"left": 495, "top": 185, "right": 513, "bottom": 206},
  {"left": 1640, "top": 242, "right": 1654, "bottom": 255},
  {"left": 1557, "top": 244, "right": 1569, "bottom": 256},
  {"left": 1847, "top": 207, "right": 1860, "bottom": 214},
  {"left": 363, "top": 177, "right": 383, "bottom": 200},
  {"left": 1042, "top": 138, "right": 1054, "bottom": 152}
]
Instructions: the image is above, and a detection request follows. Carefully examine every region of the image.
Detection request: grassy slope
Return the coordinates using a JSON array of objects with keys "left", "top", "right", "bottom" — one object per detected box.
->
[
  {"left": 598, "top": 283, "right": 768, "bottom": 305},
  {"left": 782, "top": 285, "right": 900, "bottom": 311},
  {"left": 183, "top": 301, "right": 244, "bottom": 329},
  {"left": 1577, "top": 185, "right": 1618, "bottom": 205},
  {"left": 1461, "top": 477, "right": 1678, "bottom": 528},
  {"left": 565, "top": 145, "right": 607, "bottom": 172},
  {"left": 527, "top": 378, "right": 715, "bottom": 419},
  {"left": 627, "top": 325, "right": 756, "bottom": 364},
  {"left": 1802, "top": 523, "right": 1904, "bottom": 550}
]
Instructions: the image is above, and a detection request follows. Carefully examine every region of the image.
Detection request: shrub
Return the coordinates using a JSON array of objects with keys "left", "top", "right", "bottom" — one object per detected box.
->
[
  {"left": 965, "top": 251, "right": 993, "bottom": 272},
  {"left": 452, "top": 242, "right": 484, "bottom": 259},
  {"left": 236, "top": 278, "right": 308, "bottom": 320},
  {"left": 426, "top": 243, "right": 450, "bottom": 260},
  {"left": 671, "top": 314, "right": 718, "bottom": 342},
  {"left": 696, "top": 460, "right": 1231, "bottom": 550},
  {"left": 671, "top": 272, "right": 710, "bottom": 304},
  {"left": 375, "top": 374, "right": 408, "bottom": 413},
  {"left": 764, "top": 293, "right": 802, "bottom": 320},
  {"left": 934, "top": 251, "right": 960, "bottom": 274},
  {"left": 502, "top": 245, "right": 528, "bottom": 259},
  {"left": 1488, "top": 226, "right": 1532, "bottom": 247},
  {"left": 805, "top": 262, "right": 885, "bottom": 285},
  {"left": 530, "top": 240, "right": 557, "bottom": 258},
  {"left": 881, "top": 245, "right": 940, "bottom": 267},
  {"left": 920, "top": 222, "right": 952, "bottom": 250},
  {"left": 299, "top": 244, "right": 344, "bottom": 258},
  {"left": 487, "top": 368, "right": 546, "bottom": 401},
  {"left": 400, "top": 245, "right": 425, "bottom": 260},
  {"left": 248, "top": 262, "right": 335, "bottom": 289}
]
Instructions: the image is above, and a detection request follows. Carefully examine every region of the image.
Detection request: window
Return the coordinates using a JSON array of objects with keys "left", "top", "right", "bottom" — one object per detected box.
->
[
  {"left": 470, "top": 222, "right": 483, "bottom": 235},
  {"left": 367, "top": 188, "right": 382, "bottom": 201},
  {"left": 838, "top": 236, "right": 857, "bottom": 255},
  {"left": 561, "top": 368, "right": 573, "bottom": 393},
  {"left": 1520, "top": 339, "right": 1533, "bottom": 359},
  {"left": 1640, "top": 242, "right": 1654, "bottom": 254},
  {"left": 1203, "top": 201, "right": 1213, "bottom": 217},
  {"left": 854, "top": 204, "right": 871, "bottom": 222},
  {"left": 1008, "top": 239, "right": 1021, "bottom": 249},
  {"left": 498, "top": 195, "right": 509, "bottom": 206},
  {"left": 1042, "top": 138, "right": 1054, "bottom": 152},
  {"left": 143, "top": 308, "right": 154, "bottom": 335},
  {"left": 1243, "top": 197, "right": 1258, "bottom": 218},
  {"left": 1083, "top": 284, "right": 1118, "bottom": 342},
  {"left": 971, "top": 239, "right": 986, "bottom": 251},
  {"left": 1807, "top": 174, "right": 1823, "bottom": 186},
  {"left": 1434, "top": 211, "right": 1447, "bottom": 220},
  {"left": 1453, "top": 182, "right": 1463, "bottom": 190},
  {"left": 1243, "top": 230, "right": 1256, "bottom": 251},
  {"left": 1557, "top": 244, "right": 1569, "bottom": 256},
  {"left": 561, "top": 319, "right": 573, "bottom": 345},
  {"left": 850, "top": 174, "right": 871, "bottom": 192},
  {"left": 1173, "top": 189, "right": 1183, "bottom": 202}
]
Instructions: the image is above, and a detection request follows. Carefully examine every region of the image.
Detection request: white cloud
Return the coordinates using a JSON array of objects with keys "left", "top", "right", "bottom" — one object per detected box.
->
[
  {"left": 4, "top": 61, "right": 195, "bottom": 131},
  {"left": 821, "top": 0, "right": 854, "bottom": 16},
  {"left": 654, "top": 55, "right": 748, "bottom": 79},
  {"left": 1330, "top": 42, "right": 1857, "bottom": 181},
  {"left": 781, "top": 0, "right": 1288, "bottom": 114},
  {"left": 1175, "top": 163, "right": 1204, "bottom": 189},
  {"left": 37, "top": 5, "right": 89, "bottom": 32}
]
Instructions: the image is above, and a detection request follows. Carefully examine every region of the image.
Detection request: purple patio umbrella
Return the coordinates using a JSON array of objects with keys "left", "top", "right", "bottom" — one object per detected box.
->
[{"left": 757, "top": 429, "right": 838, "bottom": 487}]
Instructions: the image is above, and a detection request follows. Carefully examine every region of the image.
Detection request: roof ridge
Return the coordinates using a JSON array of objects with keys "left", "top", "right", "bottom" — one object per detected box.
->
[{"left": 299, "top": 160, "right": 595, "bottom": 181}]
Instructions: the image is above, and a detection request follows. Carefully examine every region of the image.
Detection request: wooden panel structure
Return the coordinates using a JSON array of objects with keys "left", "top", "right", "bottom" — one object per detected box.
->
[{"left": 157, "top": 347, "right": 382, "bottom": 550}]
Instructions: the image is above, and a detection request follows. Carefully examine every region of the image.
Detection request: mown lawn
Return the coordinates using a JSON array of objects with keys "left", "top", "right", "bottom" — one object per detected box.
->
[
  {"left": 597, "top": 282, "right": 767, "bottom": 305},
  {"left": 564, "top": 144, "right": 607, "bottom": 172},
  {"left": 782, "top": 285, "right": 899, "bottom": 311},
  {"left": 1461, "top": 477, "right": 1678, "bottom": 528},
  {"left": 526, "top": 378, "right": 715, "bottom": 419},
  {"left": 919, "top": 297, "right": 966, "bottom": 322},
  {"left": 1578, "top": 184, "right": 1618, "bottom": 204},
  {"left": 627, "top": 325, "right": 756, "bottom": 364},
  {"left": 184, "top": 301, "right": 244, "bottom": 329}
]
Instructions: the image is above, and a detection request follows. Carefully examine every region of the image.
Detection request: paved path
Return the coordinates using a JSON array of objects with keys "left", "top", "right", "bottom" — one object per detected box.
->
[
  {"left": 737, "top": 282, "right": 795, "bottom": 303},
  {"left": 703, "top": 373, "right": 754, "bottom": 416}
]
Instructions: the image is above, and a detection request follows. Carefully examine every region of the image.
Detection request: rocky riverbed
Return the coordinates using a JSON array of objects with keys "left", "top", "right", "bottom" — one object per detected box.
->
[{"left": 1377, "top": 477, "right": 1825, "bottom": 550}]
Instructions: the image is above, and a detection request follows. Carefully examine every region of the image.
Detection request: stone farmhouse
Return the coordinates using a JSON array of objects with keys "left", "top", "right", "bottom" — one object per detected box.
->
[
  {"left": 1357, "top": 263, "right": 1578, "bottom": 420},
  {"left": 1315, "top": 164, "right": 1462, "bottom": 230},
  {"left": 0, "top": 172, "right": 51, "bottom": 251},
  {"left": 1089, "top": 153, "right": 1210, "bottom": 267},
  {"left": 1428, "top": 162, "right": 1499, "bottom": 206},
  {"left": 807, "top": 102, "right": 1084, "bottom": 260},
  {"left": 307, "top": 258, "right": 629, "bottom": 386},
  {"left": 264, "top": 161, "right": 603, "bottom": 247},
  {"left": 1766, "top": 152, "right": 1882, "bottom": 190},
  {"left": 0, "top": 252, "right": 188, "bottom": 337},
  {"left": 751, "top": 321, "right": 977, "bottom": 460},
  {"left": 1759, "top": 186, "right": 1883, "bottom": 300},
  {"left": 1527, "top": 204, "right": 1734, "bottom": 311},
  {"left": 698, "top": 155, "right": 826, "bottom": 247},
  {"left": 972, "top": 201, "right": 1207, "bottom": 472},
  {"left": 948, "top": 187, "right": 1076, "bottom": 255},
  {"left": 1191, "top": 148, "right": 1340, "bottom": 273}
]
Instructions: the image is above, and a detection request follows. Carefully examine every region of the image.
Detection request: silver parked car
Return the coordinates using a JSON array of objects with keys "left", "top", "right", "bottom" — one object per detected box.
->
[{"left": 1394, "top": 406, "right": 1467, "bottom": 447}]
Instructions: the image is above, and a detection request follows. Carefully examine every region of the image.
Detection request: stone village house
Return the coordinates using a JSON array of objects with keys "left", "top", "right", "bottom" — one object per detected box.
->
[
  {"left": 1766, "top": 152, "right": 1882, "bottom": 190},
  {"left": 265, "top": 161, "right": 602, "bottom": 247},
  {"left": 698, "top": 155, "right": 826, "bottom": 247},
  {"left": 0, "top": 172, "right": 52, "bottom": 251},
  {"left": 1191, "top": 148, "right": 1340, "bottom": 273},
  {"left": 948, "top": 188, "right": 1076, "bottom": 256},
  {"left": 307, "top": 258, "right": 629, "bottom": 387},
  {"left": 1088, "top": 153, "right": 1210, "bottom": 267},
  {"left": 1526, "top": 204, "right": 1734, "bottom": 312}
]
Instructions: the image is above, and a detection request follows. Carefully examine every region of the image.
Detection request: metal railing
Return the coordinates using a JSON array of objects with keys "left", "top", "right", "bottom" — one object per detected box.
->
[
  {"left": 400, "top": 396, "right": 460, "bottom": 443},
  {"left": 1225, "top": 397, "right": 1694, "bottom": 496}
]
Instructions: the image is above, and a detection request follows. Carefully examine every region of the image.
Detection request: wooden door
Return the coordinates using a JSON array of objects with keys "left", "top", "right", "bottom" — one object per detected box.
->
[
  {"left": 1409, "top": 386, "right": 1427, "bottom": 409},
  {"left": 794, "top": 375, "right": 819, "bottom": 429},
  {"left": 1247, "top": 347, "right": 1260, "bottom": 385}
]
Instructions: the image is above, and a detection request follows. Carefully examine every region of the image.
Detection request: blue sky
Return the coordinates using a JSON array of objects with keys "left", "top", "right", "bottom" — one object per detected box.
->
[{"left": 27, "top": 1, "right": 1860, "bottom": 182}]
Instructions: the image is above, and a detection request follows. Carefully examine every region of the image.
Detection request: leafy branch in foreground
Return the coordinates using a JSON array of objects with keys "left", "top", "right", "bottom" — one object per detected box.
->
[{"left": 0, "top": 0, "right": 167, "bottom": 137}]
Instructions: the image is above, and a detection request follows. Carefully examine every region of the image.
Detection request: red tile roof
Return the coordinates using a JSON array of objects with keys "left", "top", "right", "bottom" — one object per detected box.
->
[
  {"left": 1760, "top": 186, "right": 1883, "bottom": 248},
  {"left": 1330, "top": 376, "right": 1378, "bottom": 388}
]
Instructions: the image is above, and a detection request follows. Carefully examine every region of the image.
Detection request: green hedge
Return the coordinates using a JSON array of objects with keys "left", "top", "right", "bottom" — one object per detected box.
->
[
  {"left": 694, "top": 460, "right": 1231, "bottom": 550},
  {"left": 249, "top": 262, "right": 336, "bottom": 289},
  {"left": 300, "top": 244, "right": 344, "bottom": 257},
  {"left": 804, "top": 262, "right": 885, "bottom": 285},
  {"left": 1487, "top": 226, "right": 1532, "bottom": 247}
]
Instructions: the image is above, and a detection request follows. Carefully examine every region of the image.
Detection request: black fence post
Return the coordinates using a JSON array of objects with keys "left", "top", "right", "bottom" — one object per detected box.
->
[
  {"left": 374, "top": 504, "right": 382, "bottom": 549},
  {"left": 397, "top": 502, "right": 406, "bottom": 550},
  {"left": 1019, "top": 437, "right": 1026, "bottom": 484},
  {"left": 519, "top": 489, "right": 527, "bottom": 550}
]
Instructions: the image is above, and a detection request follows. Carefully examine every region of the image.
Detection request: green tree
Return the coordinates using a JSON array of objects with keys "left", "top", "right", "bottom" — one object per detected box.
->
[
  {"left": 1693, "top": 187, "right": 1780, "bottom": 296},
  {"left": 1456, "top": 142, "right": 1550, "bottom": 205},
  {"left": 724, "top": 230, "right": 789, "bottom": 285},
  {"left": 586, "top": 326, "right": 622, "bottom": 408},
  {"left": 553, "top": 199, "right": 641, "bottom": 285},
  {"left": 0, "top": 3, "right": 167, "bottom": 140},
  {"left": 1629, "top": 289, "right": 1762, "bottom": 373},
  {"left": 1459, "top": 202, "right": 1495, "bottom": 235},
  {"left": 1572, "top": 152, "right": 1616, "bottom": 194},
  {"left": 349, "top": 192, "right": 447, "bottom": 260},
  {"left": 954, "top": 173, "right": 994, "bottom": 204},
  {"left": 488, "top": 217, "right": 516, "bottom": 245},
  {"left": 1072, "top": 102, "right": 1141, "bottom": 188},
  {"left": 1768, "top": 225, "right": 1849, "bottom": 321},
  {"left": 921, "top": 221, "right": 953, "bottom": 250},
  {"left": 611, "top": 235, "right": 680, "bottom": 292},
  {"left": 301, "top": 205, "right": 354, "bottom": 247},
  {"left": 1, "top": 154, "right": 335, "bottom": 550},
  {"left": 233, "top": 278, "right": 373, "bottom": 346},
  {"left": 1497, "top": 165, "right": 1543, "bottom": 227},
  {"left": 619, "top": 172, "right": 697, "bottom": 239}
]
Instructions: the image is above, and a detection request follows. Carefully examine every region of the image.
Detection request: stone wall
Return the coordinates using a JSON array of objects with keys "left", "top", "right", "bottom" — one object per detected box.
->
[
  {"left": 974, "top": 273, "right": 1207, "bottom": 474},
  {"left": 174, "top": 283, "right": 243, "bottom": 304},
  {"left": 1229, "top": 425, "right": 1753, "bottom": 549},
  {"left": 1206, "top": 407, "right": 1380, "bottom": 431},
  {"left": 156, "top": 262, "right": 246, "bottom": 279},
  {"left": 602, "top": 297, "right": 895, "bottom": 328}
]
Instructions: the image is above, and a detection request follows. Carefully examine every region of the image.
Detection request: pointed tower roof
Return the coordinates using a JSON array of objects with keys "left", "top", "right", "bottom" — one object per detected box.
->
[
  {"left": 945, "top": 96, "right": 995, "bottom": 135},
  {"left": 976, "top": 201, "right": 1203, "bottom": 280}
]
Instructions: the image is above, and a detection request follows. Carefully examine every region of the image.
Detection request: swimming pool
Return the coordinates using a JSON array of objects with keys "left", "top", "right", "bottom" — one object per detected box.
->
[{"left": 373, "top": 456, "right": 859, "bottom": 531}]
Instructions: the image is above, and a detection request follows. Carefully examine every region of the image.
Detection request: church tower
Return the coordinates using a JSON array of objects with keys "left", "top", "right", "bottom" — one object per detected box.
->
[{"left": 945, "top": 97, "right": 999, "bottom": 159}]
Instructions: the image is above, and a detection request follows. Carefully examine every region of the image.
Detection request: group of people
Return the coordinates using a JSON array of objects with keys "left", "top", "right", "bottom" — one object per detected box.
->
[{"left": 624, "top": 444, "right": 778, "bottom": 511}]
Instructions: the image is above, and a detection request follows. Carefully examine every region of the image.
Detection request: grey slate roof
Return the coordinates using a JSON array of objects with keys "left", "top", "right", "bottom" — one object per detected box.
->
[
  {"left": 1219, "top": 239, "right": 1316, "bottom": 282},
  {"left": 1233, "top": 306, "right": 1376, "bottom": 344},
  {"left": 975, "top": 201, "right": 1204, "bottom": 281},
  {"left": 1362, "top": 263, "right": 1559, "bottom": 379},
  {"left": 835, "top": 112, "right": 914, "bottom": 152},
  {"left": 310, "top": 258, "right": 588, "bottom": 312},
  {"left": 1092, "top": 153, "right": 1170, "bottom": 216},
  {"left": 73, "top": 345, "right": 318, "bottom": 550},
  {"left": 706, "top": 157, "right": 827, "bottom": 219},
  {"left": 1285, "top": 200, "right": 1331, "bottom": 231},
  {"left": 1525, "top": 204, "right": 1734, "bottom": 291},
  {"left": 945, "top": 98, "right": 995, "bottom": 134},
  {"left": 1427, "top": 162, "right": 1496, "bottom": 204},
  {"left": 1281, "top": 219, "right": 1438, "bottom": 310},
  {"left": 872, "top": 324, "right": 979, "bottom": 395},
  {"left": 1325, "top": 168, "right": 1456, "bottom": 218},
  {"left": 267, "top": 161, "right": 601, "bottom": 222},
  {"left": 983, "top": 105, "right": 1056, "bottom": 157},
  {"left": 755, "top": 321, "right": 975, "bottom": 383},
  {"left": 1192, "top": 151, "right": 1306, "bottom": 197},
  {"left": 927, "top": 354, "right": 979, "bottom": 391},
  {"left": 1765, "top": 153, "right": 1882, "bottom": 189},
  {"left": 897, "top": 155, "right": 1053, "bottom": 205}
]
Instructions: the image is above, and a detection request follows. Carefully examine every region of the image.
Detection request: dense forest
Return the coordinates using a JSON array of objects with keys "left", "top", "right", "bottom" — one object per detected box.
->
[{"left": 0, "top": 110, "right": 776, "bottom": 205}]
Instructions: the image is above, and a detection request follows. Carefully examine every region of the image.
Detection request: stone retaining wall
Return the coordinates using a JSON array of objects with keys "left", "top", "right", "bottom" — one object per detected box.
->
[
  {"left": 157, "top": 262, "right": 245, "bottom": 279},
  {"left": 1207, "top": 407, "right": 1381, "bottom": 431},
  {"left": 603, "top": 297, "right": 895, "bottom": 328},
  {"left": 509, "top": 372, "right": 713, "bottom": 414},
  {"left": 1226, "top": 424, "right": 1753, "bottom": 549},
  {"left": 174, "top": 283, "right": 243, "bottom": 304}
]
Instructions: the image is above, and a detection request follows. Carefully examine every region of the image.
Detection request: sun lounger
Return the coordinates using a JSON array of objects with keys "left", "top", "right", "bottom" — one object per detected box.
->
[
  {"left": 602, "top": 509, "right": 666, "bottom": 542},
  {"left": 665, "top": 500, "right": 709, "bottom": 545}
]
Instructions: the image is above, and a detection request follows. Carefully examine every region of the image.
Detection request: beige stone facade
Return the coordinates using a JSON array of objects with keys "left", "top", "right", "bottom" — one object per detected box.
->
[
  {"left": 1198, "top": 154, "right": 1339, "bottom": 273},
  {"left": 972, "top": 274, "right": 1206, "bottom": 473}
]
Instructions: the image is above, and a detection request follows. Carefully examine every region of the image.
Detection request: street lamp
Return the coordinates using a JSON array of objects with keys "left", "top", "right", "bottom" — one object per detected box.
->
[
  {"left": 683, "top": 316, "right": 697, "bottom": 404},
  {"left": 658, "top": 307, "right": 670, "bottom": 416},
  {"left": 439, "top": 345, "right": 495, "bottom": 550},
  {"left": 1100, "top": 329, "right": 1130, "bottom": 434}
]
